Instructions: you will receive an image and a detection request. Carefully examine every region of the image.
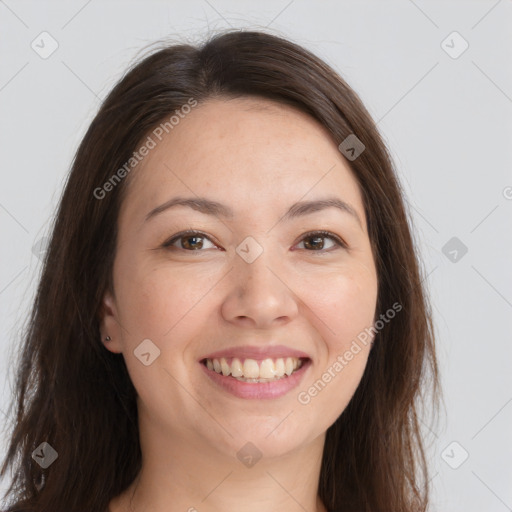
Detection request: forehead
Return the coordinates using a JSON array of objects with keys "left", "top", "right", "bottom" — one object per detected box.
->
[{"left": 119, "top": 97, "right": 365, "bottom": 227}]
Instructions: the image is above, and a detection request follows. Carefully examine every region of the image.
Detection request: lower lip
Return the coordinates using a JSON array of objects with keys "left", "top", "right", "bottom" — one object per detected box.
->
[{"left": 199, "top": 359, "right": 311, "bottom": 400}]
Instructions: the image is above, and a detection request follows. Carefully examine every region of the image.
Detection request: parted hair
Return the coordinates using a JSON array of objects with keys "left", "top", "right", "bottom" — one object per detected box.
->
[{"left": 1, "top": 29, "right": 439, "bottom": 512}]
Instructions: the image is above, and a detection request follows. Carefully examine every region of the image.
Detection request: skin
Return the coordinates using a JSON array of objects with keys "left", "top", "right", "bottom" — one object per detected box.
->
[{"left": 101, "top": 97, "right": 379, "bottom": 512}]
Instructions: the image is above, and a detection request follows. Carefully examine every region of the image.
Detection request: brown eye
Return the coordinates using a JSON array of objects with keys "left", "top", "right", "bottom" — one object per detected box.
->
[
  {"left": 163, "top": 231, "right": 217, "bottom": 251},
  {"left": 296, "top": 231, "right": 346, "bottom": 252},
  {"left": 180, "top": 235, "right": 204, "bottom": 250}
]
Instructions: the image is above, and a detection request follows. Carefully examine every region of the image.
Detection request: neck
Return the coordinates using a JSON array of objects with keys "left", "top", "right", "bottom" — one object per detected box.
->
[{"left": 109, "top": 407, "right": 328, "bottom": 512}]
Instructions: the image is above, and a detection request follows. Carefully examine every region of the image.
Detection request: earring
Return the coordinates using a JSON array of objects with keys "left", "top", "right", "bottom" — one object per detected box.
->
[{"left": 105, "top": 336, "right": 112, "bottom": 342}]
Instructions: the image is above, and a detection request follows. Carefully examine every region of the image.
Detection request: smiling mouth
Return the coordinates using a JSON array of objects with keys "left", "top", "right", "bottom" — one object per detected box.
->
[{"left": 201, "top": 356, "right": 308, "bottom": 383}]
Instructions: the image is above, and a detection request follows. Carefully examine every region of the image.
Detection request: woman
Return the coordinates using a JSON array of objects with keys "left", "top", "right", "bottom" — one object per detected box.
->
[{"left": 1, "top": 29, "right": 440, "bottom": 512}]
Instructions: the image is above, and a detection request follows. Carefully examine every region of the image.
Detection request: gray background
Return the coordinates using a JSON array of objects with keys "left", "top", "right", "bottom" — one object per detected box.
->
[{"left": 1, "top": 1, "right": 511, "bottom": 510}]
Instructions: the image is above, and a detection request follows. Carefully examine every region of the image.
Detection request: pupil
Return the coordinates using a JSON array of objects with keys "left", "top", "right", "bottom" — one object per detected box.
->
[
  {"left": 306, "top": 236, "right": 323, "bottom": 250},
  {"left": 184, "top": 236, "right": 202, "bottom": 250}
]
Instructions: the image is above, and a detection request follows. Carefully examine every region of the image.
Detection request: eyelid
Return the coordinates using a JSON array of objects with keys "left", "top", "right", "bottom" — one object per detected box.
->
[
  {"left": 293, "top": 230, "right": 347, "bottom": 251},
  {"left": 161, "top": 229, "right": 220, "bottom": 250},
  {"left": 161, "top": 229, "right": 347, "bottom": 251}
]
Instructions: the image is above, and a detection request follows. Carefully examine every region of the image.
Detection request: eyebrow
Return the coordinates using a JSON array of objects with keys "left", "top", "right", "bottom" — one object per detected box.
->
[{"left": 144, "top": 195, "right": 362, "bottom": 228}]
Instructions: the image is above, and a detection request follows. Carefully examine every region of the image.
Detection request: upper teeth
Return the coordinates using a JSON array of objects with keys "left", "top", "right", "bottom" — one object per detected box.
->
[{"left": 205, "top": 357, "right": 303, "bottom": 379}]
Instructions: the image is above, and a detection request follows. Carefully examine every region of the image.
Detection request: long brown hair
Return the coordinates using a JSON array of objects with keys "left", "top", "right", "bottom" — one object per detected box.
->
[{"left": 1, "top": 29, "right": 440, "bottom": 512}]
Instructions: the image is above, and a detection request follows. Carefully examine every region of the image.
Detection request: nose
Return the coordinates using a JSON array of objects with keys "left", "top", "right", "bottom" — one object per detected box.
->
[{"left": 221, "top": 253, "right": 299, "bottom": 329}]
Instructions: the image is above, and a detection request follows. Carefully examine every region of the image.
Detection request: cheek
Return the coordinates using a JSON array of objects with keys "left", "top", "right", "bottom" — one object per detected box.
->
[
  {"left": 115, "top": 259, "right": 215, "bottom": 340},
  {"left": 295, "top": 271, "right": 376, "bottom": 424},
  {"left": 114, "top": 265, "right": 214, "bottom": 403},
  {"left": 296, "top": 266, "right": 378, "bottom": 350}
]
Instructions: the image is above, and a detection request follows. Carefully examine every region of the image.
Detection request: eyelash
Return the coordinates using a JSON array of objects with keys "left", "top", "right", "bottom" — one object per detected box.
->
[{"left": 161, "top": 229, "right": 347, "bottom": 253}]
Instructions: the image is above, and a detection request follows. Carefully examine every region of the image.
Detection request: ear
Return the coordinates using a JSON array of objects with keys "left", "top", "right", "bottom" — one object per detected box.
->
[{"left": 98, "top": 289, "right": 124, "bottom": 354}]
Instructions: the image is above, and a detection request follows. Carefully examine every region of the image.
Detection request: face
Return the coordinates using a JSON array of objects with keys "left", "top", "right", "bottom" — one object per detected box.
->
[{"left": 100, "top": 97, "right": 378, "bottom": 460}]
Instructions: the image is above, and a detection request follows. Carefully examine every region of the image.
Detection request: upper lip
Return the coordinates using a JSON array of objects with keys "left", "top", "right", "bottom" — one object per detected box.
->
[{"left": 200, "top": 345, "right": 311, "bottom": 361}]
